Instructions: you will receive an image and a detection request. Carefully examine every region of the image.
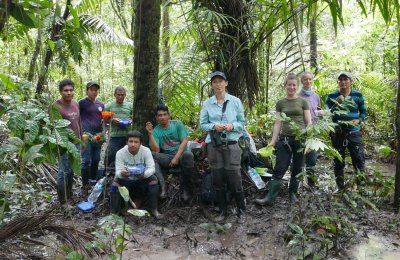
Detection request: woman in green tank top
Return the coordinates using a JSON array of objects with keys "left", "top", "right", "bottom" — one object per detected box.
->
[{"left": 255, "top": 73, "right": 311, "bottom": 206}]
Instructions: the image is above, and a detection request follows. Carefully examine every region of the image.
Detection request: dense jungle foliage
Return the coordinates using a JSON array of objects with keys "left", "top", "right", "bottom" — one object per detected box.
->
[{"left": 0, "top": 0, "right": 400, "bottom": 259}]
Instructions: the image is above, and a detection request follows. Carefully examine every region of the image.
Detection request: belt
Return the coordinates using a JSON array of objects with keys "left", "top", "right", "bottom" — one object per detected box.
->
[{"left": 225, "top": 141, "right": 237, "bottom": 145}]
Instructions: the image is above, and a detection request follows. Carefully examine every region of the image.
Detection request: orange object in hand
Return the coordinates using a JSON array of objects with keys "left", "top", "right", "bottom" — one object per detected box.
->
[
  {"left": 101, "top": 111, "right": 115, "bottom": 119},
  {"left": 95, "top": 134, "right": 102, "bottom": 140}
]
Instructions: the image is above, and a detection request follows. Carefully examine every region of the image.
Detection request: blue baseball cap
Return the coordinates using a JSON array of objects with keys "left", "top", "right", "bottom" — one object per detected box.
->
[{"left": 210, "top": 71, "right": 227, "bottom": 81}]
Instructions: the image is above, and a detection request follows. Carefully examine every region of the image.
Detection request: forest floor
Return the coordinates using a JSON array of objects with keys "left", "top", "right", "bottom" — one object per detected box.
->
[{"left": 62, "top": 156, "right": 400, "bottom": 260}]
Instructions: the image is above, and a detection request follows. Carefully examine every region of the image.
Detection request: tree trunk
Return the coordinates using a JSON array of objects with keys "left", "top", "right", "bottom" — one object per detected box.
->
[
  {"left": 27, "top": 29, "right": 41, "bottom": 82},
  {"left": 394, "top": 28, "right": 400, "bottom": 211},
  {"left": 36, "top": 0, "right": 71, "bottom": 95},
  {"left": 0, "top": 0, "right": 12, "bottom": 34},
  {"left": 310, "top": 7, "right": 318, "bottom": 74},
  {"left": 162, "top": 0, "right": 171, "bottom": 66},
  {"left": 132, "top": 0, "right": 161, "bottom": 140},
  {"left": 265, "top": 35, "right": 272, "bottom": 112},
  {"left": 206, "top": 0, "right": 259, "bottom": 107}
]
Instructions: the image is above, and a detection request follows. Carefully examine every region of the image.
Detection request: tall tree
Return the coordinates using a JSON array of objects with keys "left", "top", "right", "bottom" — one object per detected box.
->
[
  {"left": 309, "top": 5, "right": 318, "bottom": 74},
  {"left": 132, "top": 0, "right": 161, "bottom": 131},
  {"left": 395, "top": 26, "right": 400, "bottom": 211},
  {"left": 205, "top": 0, "right": 259, "bottom": 107}
]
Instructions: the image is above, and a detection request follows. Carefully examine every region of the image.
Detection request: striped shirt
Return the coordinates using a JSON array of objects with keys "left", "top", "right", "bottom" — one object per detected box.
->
[{"left": 326, "top": 90, "right": 367, "bottom": 132}]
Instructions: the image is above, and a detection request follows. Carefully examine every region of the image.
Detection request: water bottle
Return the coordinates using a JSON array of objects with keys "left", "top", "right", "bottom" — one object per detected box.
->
[
  {"left": 88, "top": 177, "right": 106, "bottom": 203},
  {"left": 248, "top": 167, "right": 266, "bottom": 189}
]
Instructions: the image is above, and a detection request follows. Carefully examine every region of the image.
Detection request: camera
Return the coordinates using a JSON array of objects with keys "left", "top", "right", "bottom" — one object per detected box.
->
[{"left": 209, "top": 130, "right": 223, "bottom": 147}]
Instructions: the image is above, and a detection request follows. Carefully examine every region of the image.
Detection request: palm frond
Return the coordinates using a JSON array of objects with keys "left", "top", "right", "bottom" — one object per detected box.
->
[{"left": 79, "top": 14, "right": 134, "bottom": 48}]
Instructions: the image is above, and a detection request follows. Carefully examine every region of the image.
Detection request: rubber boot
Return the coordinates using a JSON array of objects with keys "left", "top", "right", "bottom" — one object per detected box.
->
[
  {"left": 81, "top": 168, "right": 90, "bottom": 187},
  {"left": 214, "top": 189, "right": 227, "bottom": 223},
  {"left": 306, "top": 168, "right": 316, "bottom": 188},
  {"left": 154, "top": 168, "right": 167, "bottom": 199},
  {"left": 148, "top": 185, "right": 163, "bottom": 219},
  {"left": 234, "top": 190, "right": 246, "bottom": 224},
  {"left": 181, "top": 170, "right": 192, "bottom": 202},
  {"left": 255, "top": 179, "right": 281, "bottom": 206},
  {"left": 90, "top": 163, "right": 99, "bottom": 180},
  {"left": 57, "top": 183, "right": 66, "bottom": 205},
  {"left": 289, "top": 175, "right": 299, "bottom": 204},
  {"left": 66, "top": 174, "right": 74, "bottom": 201},
  {"left": 334, "top": 169, "right": 345, "bottom": 191},
  {"left": 110, "top": 188, "right": 121, "bottom": 215}
]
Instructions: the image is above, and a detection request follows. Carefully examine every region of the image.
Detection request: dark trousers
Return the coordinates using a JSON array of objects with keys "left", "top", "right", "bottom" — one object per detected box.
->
[
  {"left": 152, "top": 151, "right": 194, "bottom": 190},
  {"left": 110, "top": 175, "right": 159, "bottom": 212},
  {"left": 273, "top": 136, "right": 304, "bottom": 194},
  {"left": 330, "top": 131, "right": 365, "bottom": 189}
]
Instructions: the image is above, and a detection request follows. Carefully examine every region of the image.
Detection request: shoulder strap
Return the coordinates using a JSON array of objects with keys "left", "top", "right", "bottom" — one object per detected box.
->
[{"left": 221, "top": 100, "right": 229, "bottom": 121}]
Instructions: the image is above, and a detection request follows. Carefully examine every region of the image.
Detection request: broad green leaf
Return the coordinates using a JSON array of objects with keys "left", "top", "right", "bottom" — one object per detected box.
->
[
  {"left": 0, "top": 74, "right": 18, "bottom": 91},
  {"left": 288, "top": 223, "right": 303, "bottom": 235},
  {"left": 24, "top": 120, "right": 40, "bottom": 145},
  {"left": 10, "top": 6, "right": 39, "bottom": 28},
  {"left": 0, "top": 174, "right": 16, "bottom": 192},
  {"left": 257, "top": 146, "right": 274, "bottom": 157},
  {"left": 118, "top": 186, "right": 130, "bottom": 202},
  {"left": 9, "top": 137, "right": 25, "bottom": 148},
  {"left": 378, "top": 145, "right": 393, "bottom": 157},
  {"left": 55, "top": 119, "right": 72, "bottom": 128},
  {"left": 22, "top": 144, "right": 44, "bottom": 164},
  {"left": 0, "top": 144, "right": 20, "bottom": 154},
  {"left": 7, "top": 114, "right": 25, "bottom": 137},
  {"left": 127, "top": 209, "right": 150, "bottom": 217}
]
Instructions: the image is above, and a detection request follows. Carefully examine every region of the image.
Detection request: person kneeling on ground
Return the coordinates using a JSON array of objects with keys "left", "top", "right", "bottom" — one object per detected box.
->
[{"left": 110, "top": 131, "right": 163, "bottom": 219}]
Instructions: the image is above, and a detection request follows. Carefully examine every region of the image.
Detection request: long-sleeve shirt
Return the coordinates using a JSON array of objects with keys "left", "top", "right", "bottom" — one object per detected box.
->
[
  {"left": 200, "top": 93, "right": 245, "bottom": 143},
  {"left": 326, "top": 89, "right": 367, "bottom": 132},
  {"left": 115, "top": 145, "right": 155, "bottom": 180},
  {"left": 299, "top": 90, "right": 321, "bottom": 123}
]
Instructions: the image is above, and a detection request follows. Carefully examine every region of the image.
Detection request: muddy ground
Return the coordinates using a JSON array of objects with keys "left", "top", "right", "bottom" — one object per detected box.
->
[{"left": 65, "top": 157, "right": 400, "bottom": 260}]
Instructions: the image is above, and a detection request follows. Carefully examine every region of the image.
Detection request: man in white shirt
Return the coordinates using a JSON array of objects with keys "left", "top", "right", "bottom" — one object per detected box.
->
[{"left": 110, "top": 131, "right": 162, "bottom": 219}]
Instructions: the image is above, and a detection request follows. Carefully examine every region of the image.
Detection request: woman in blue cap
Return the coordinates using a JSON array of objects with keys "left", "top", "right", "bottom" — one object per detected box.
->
[{"left": 200, "top": 71, "right": 247, "bottom": 224}]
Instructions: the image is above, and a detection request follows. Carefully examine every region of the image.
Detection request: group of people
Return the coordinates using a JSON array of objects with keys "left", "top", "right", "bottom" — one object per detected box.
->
[
  {"left": 53, "top": 80, "right": 194, "bottom": 219},
  {"left": 53, "top": 69, "right": 366, "bottom": 224}
]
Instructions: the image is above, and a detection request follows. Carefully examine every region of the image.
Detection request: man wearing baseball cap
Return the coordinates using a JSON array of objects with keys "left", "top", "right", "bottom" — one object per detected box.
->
[
  {"left": 79, "top": 81, "right": 105, "bottom": 191},
  {"left": 326, "top": 71, "right": 367, "bottom": 191}
]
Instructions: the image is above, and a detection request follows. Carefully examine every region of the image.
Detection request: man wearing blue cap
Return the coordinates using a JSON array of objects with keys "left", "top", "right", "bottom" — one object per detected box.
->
[{"left": 326, "top": 71, "right": 367, "bottom": 191}]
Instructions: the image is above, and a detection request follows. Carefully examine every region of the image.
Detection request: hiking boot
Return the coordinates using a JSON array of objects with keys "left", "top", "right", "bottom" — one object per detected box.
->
[{"left": 255, "top": 179, "right": 280, "bottom": 206}]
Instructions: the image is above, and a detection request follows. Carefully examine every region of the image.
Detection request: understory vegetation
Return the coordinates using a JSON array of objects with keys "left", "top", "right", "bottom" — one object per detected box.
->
[{"left": 0, "top": 0, "right": 399, "bottom": 259}]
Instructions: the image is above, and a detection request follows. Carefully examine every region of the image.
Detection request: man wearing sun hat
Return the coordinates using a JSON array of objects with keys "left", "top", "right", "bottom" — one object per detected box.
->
[
  {"left": 79, "top": 81, "right": 105, "bottom": 190},
  {"left": 326, "top": 71, "right": 367, "bottom": 191}
]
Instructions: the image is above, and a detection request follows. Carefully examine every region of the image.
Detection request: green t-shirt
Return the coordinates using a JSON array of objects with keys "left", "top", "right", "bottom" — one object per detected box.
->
[
  {"left": 153, "top": 120, "right": 188, "bottom": 155},
  {"left": 105, "top": 101, "right": 134, "bottom": 137},
  {"left": 276, "top": 97, "right": 309, "bottom": 136}
]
